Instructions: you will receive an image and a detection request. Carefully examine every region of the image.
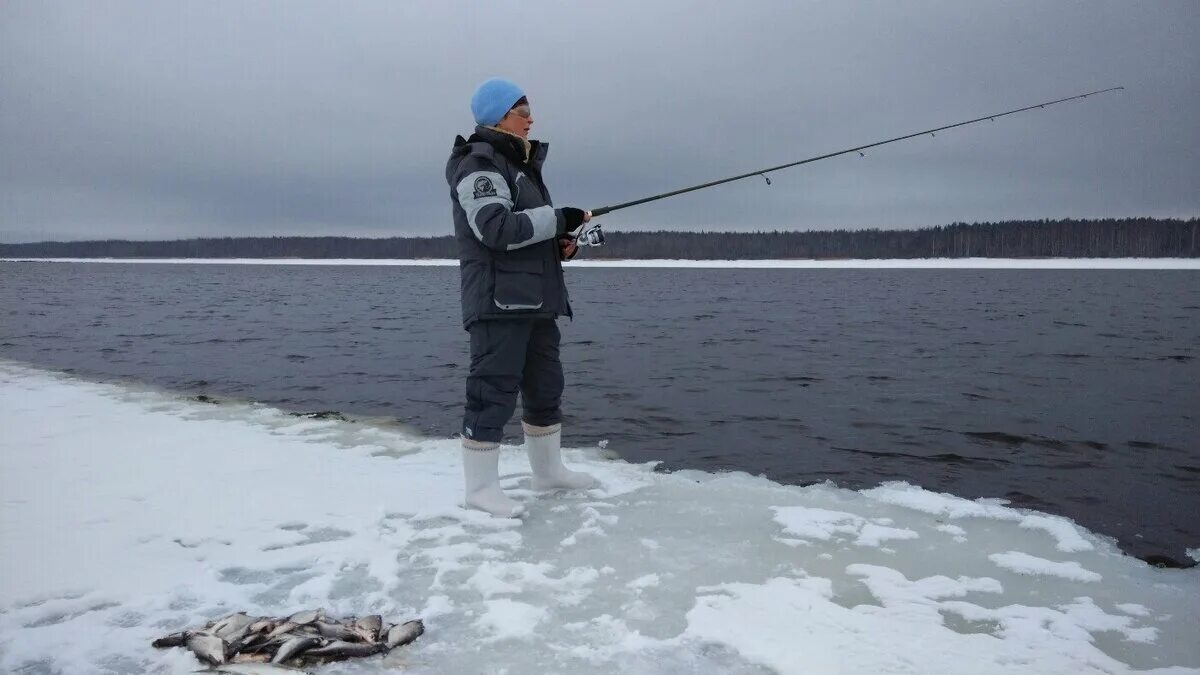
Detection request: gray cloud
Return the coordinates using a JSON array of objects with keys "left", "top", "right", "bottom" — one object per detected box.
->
[{"left": 1, "top": 0, "right": 1197, "bottom": 242}]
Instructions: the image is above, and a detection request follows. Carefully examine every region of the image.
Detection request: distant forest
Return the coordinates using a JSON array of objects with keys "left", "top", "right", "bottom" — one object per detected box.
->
[{"left": 3, "top": 218, "right": 1196, "bottom": 259}]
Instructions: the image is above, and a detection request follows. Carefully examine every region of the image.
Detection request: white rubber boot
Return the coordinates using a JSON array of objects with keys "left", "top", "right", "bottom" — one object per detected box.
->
[
  {"left": 524, "top": 422, "right": 597, "bottom": 491},
  {"left": 461, "top": 440, "right": 525, "bottom": 518}
]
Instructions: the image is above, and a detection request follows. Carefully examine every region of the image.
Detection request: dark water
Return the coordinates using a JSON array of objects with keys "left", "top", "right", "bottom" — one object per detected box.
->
[{"left": 2, "top": 261, "right": 1198, "bottom": 565}]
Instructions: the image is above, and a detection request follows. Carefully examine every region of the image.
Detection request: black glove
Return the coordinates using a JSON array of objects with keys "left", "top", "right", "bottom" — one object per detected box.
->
[{"left": 559, "top": 207, "right": 587, "bottom": 235}]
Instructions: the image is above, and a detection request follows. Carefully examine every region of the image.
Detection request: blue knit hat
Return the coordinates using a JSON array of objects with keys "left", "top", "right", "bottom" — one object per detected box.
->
[{"left": 470, "top": 78, "right": 525, "bottom": 126}]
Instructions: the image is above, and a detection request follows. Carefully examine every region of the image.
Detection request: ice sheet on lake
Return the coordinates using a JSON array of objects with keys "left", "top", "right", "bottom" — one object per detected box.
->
[
  {"left": 1, "top": 361, "right": 1198, "bottom": 674},
  {"left": 5, "top": 257, "right": 1200, "bottom": 269}
]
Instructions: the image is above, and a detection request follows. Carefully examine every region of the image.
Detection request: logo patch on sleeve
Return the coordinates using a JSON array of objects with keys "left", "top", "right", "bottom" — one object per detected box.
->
[{"left": 472, "top": 176, "right": 498, "bottom": 199}]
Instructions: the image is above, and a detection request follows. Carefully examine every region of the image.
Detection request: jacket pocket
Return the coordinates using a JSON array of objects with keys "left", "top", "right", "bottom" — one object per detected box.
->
[{"left": 492, "top": 257, "right": 544, "bottom": 311}]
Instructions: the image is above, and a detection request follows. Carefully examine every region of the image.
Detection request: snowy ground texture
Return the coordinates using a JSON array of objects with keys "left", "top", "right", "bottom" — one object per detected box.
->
[
  {"left": 2, "top": 361, "right": 1198, "bottom": 674},
  {"left": 4, "top": 257, "right": 1200, "bottom": 269}
]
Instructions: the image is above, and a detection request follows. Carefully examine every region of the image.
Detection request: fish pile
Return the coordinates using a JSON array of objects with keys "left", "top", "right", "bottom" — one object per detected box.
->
[{"left": 151, "top": 608, "right": 424, "bottom": 671}]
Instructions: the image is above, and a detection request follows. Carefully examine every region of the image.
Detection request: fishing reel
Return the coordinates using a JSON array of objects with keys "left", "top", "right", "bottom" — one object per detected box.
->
[{"left": 575, "top": 222, "right": 606, "bottom": 247}]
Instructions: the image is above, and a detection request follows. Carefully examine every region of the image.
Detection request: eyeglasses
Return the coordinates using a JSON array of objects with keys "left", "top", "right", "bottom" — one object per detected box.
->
[{"left": 507, "top": 104, "right": 531, "bottom": 119}]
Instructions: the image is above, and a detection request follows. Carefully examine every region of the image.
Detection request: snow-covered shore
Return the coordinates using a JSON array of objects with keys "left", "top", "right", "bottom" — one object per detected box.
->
[
  {"left": 4, "top": 257, "right": 1200, "bottom": 269},
  {"left": 1, "top": 361, "right": 1198, "bottom": 674}
]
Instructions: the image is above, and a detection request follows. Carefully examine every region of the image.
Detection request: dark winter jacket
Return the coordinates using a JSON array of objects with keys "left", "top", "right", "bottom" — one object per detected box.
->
[{"left": 446, "top": 125, "right": 573, "bottom": 328}]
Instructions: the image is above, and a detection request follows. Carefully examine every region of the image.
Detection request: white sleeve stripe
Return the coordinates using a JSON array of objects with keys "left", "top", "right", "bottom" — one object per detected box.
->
[
  {"left": 455, "top": 171, "right": 512, "bottom": 243},
  {"left": 507, "top": 206, "right": 558, "bottom": 250}
]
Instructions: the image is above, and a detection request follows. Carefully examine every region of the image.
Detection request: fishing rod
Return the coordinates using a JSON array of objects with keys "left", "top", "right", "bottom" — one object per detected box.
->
[{"left": 571, "top": 86, "right": 1124, "bottom": 246}]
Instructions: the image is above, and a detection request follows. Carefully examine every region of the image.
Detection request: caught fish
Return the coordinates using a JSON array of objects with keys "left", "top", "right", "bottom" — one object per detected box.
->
[
  {"left": 194, "top": 664, "right": 312, "bottom": 675},
  {"left": 303, "top": 640, "right": 384, "bottom": 660},
  {"left": 314, "top": 621, "right": 359, "bottom": 641},
  {"left": 154, "top": 608, "right": 424, "bottom": 668},
  {"left": 354, "top": 614, "right": 383, "bottom": 642},
  {"left": 286, "top": 609, "right": 322, "bottom": 625},
  {"left": 212, "top": 612, "right": 256, "bottom": 641},
  {"left": 292, "top": 624, "right": 322, "bottom": 637},
  {"left": 265, "top": 621, "right": 298, "bottom": 641},
  {"left": 385, "top": 620, "right": 425, "bottom": 649},
  {"left": 234, "top": 634, "right": 278, "bottom": 656},
  {"left": 229, "top": 631, "right": 267, "bottom": 653},
  {"left": 151, "top": 631, "right": 189, "bottom": 648},
  {"left": 187, "top": 632, "right": 229, "bottom": 666},
  {"left": 269, "top": 636, "right": 321, "bottom": 664}
]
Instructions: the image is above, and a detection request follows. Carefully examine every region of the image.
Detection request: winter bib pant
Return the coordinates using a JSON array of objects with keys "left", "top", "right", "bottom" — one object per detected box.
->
[{"left": 462, "top": 318, "right": 564, "bottom": 443}]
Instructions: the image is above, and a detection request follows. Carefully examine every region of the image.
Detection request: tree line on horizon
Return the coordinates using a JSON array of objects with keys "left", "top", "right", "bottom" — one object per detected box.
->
[{"left": 2, "top": 218, "right": 1196, "bottom": 259}]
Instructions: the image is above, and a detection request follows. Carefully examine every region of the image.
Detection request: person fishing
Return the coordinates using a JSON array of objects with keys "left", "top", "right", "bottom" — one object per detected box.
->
[
  {"left": 442, "top": 81, "right": 1121, "bottom": 519},
  {"left": 446, "top": 77, "right": 597, "bottom": 517}
]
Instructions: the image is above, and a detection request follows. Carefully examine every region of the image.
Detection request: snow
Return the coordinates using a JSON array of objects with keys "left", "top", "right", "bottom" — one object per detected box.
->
[
  {"left": 862, "top": 483, "right": 1096, "bottom": 552},
  {"left": 936, "top": 523, "right": 969, "bottom": 543},
  {"left": 1, "top": 360, "right": 1198, "bottom": 674},
  {"left": 4, "top": 257, "right": 1200, "bottom": 269},
  {"left": 989, "top": 551, "right": 1104, "bottom": 583},
  {"left": 771, "top": 506, "right": 920, "bottom": 547},
  {"left": 626, "top": 574, "right": 661, "bottom": 591},
  {"left": 474, "top": 599, "right": 548, "bottom": 643}
]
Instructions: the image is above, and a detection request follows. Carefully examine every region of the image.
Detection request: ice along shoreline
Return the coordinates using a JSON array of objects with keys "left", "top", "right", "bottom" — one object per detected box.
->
[{"left": 1, "top": 360, "right": 1198, "bottom": 674}]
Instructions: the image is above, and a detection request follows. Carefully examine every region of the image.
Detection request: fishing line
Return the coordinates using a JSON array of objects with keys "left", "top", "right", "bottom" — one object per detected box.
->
[{"left": 571, "top": 86, "right": 1125, "bottom": 243}]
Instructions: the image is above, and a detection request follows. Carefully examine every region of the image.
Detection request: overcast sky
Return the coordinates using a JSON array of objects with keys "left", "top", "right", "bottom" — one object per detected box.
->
[{"left": 1, "top": 1, "right": 1196, "bottom": 242}]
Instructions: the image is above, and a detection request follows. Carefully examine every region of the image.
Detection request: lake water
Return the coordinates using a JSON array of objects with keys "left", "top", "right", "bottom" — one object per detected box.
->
[{"left": 1, "top": 261, "right": 1197, "bottom": 565}]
